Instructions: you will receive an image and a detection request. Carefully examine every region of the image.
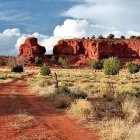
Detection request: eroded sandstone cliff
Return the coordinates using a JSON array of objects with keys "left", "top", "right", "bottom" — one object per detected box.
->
[
  {"left": 53, "top": 39, "right": 140, "bottom": 60},
  {"left": 18, "top": 37, "right": 140, "bottom": 66},
  {"left": 18, "top": 37, "right": 46, "bottom": 61}
]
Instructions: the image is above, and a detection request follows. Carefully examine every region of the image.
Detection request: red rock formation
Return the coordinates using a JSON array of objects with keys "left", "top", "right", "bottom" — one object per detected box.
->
[
  {"left": 18, "top": 37, "right": 140, "bottom": 66},
  {"left": 18, "top": 37, "right": 46, "bottom": 61},
  {"left": 98, "top": 39, "right": 140, "bottom": 59},
  {"left": 53, "top": 39, "right": 140, "bottom": 66}
]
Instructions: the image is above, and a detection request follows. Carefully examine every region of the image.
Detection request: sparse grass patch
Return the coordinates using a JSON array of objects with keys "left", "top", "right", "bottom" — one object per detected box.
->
[
  {"left": 116, "top": 83, "right": 140, "bottom": 96},
  {"left": 122, "top": 96, "right": 140, "bottom": 122},
  {"left": 67, "top": 99, "right": 93, "bottom": 119},
  {"left": 17, "top": 111, "right": 34, "bottom": 122},
  {"left": 54, "top": 94, "right": 72, "bottom": 109},
  {"left": 98, "top": 118, "right": 140, "bottom": 140},
  {"left": 68, "top": 88, "right": 87, "bottom": 99},
  {"left": 27, "top": 67, "right": 140, "bottom": 139},
  {"left": 12, "top": 122, "right": 26, "bottom": 130}
]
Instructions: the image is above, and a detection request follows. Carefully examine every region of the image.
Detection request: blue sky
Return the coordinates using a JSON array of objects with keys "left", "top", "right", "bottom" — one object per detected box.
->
[
  {"left": 0, "top": 0, "right": 77, "bottom": 35},
  {"left": 0, "top": 0, "right": 140, "bottom": 55}
]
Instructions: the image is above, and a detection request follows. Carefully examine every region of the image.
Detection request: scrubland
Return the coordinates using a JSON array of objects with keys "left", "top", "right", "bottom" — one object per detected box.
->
[
  {"left": 28, "top": 68, "right": 140, "bottom": 140},
  {"left": 0, "top": 64, "right": 139, "bottom": 139},
  {"left": 0, "top": 68, "right": 25, "bottom": 83}
]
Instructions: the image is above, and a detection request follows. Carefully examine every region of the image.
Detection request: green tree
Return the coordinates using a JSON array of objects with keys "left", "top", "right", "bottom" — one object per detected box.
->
[{"left": 0, "top": 60, "right": 6, "bottom": 66}]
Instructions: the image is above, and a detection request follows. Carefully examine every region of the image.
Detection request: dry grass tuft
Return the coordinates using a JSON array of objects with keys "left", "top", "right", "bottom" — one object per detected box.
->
[
  {"left": 67, "top": 99, "right": 93, "bottom": 119},
  {"left": 122, "top": 96, "right": 140, "bottom": 122},
  {"left": 54, "top": 94, "right": 71, "bottom": 108},
  {"left": 17, "top": 111, "right": 34, "bottom": 122},
  {"left": 98, "top": 118, "right": 140, "bottom": 140}
]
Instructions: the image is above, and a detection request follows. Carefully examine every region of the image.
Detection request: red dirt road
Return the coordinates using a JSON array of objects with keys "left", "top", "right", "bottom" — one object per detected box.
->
[{"left": 0, "top": 76, "right": 99, "bottom": 140}]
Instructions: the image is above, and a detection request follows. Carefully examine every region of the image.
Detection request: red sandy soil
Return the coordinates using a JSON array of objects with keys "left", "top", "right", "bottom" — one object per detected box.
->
[{"left": 0, "top": 75, "right": 99, "bottom": 140}]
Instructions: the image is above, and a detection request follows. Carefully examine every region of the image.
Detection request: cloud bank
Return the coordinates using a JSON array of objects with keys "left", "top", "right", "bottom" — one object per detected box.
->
[
  {"left": 0, "top": 19, "right": 95, "bottom": 55},
  {"left": 1, "top": 17, "right": 140, "bottom": 56},
  {"left": 1, "top": 0, "right": 140, "bottom": 55},
  {"left": 64, "top": 0, "right": 140, "bottom": 35}
]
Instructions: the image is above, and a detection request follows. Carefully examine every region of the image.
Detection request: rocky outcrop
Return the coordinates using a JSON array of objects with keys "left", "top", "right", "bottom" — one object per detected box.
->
[
  {"left": 18, "top": 37, "right": 140, "bottom": 66},
  {"left": 53, "top": 39, "right": 140, "bottom": 65},
  {"left": 98, "top": 39, "right": 140, "bottom": 59},
  {"left": 18, "top": 37, "right": 46, "bottom": 61}
]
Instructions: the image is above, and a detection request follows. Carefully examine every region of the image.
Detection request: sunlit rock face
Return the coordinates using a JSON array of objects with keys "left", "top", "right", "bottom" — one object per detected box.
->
[
  {"left": 18, "top": 37, "right": 46, "bottom": 61},
  {"left": 53, "top": 39, "right": 140, "bottom": 66},
  {"left": 18, "top": 37, "right": 140, "bottom": 66}
]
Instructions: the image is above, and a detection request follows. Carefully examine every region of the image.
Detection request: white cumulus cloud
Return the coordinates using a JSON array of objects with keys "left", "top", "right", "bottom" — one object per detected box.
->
[
  {"left": 53, "top": 19, "right": 94, "bottom": 38},
  {"left": 37, "top": 19, "right": 96, "bottom": 54},
  {"left": 0, "top": 28, "right": 21, "bottom": 55},
  {"left": 64, "top": 0, "right": 140, "bottom": 35},
  {"left": 0, "top": 28, "right": 49, "bottom": 56},
  {"left": 0, "top": 19, "right": 97, "bottom": 55},
  {"left": 1, "top": 18, "right": 140, "bottom": 56}
]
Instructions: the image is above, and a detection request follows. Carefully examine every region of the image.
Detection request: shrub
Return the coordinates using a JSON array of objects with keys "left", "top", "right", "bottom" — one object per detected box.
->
[
  {"left": 103, "top": 57, "right": 121, "bottom": 75},
  {"left": 61, "top": 84, "right": 70, "bottom": 93},
  {"left": 98, "top": 35, "right": 104, "bottom": 39},
  {"left": 35, "top": 56, "right": 43, "bottom": 65},
  {"left": 11, "top": 65, "right": 24, "bottom": 73},
  {"left": 136, "top": 36, "right": 140, "bottom": 39},
  {"left": 107, "top": 34, "right": 115, "bottom": 39},
  {"left": 69, "top": 90, "right": 87, "bottom": 99},
  {"left": 58, "top": 57, "right": 69, "bottom": 68},
  {"left": 116, "top": 83, "right": 138, "bottom": 96},
  {"left": 118, "top": 84, "right": 140, "bottom": 97},
  {"left": 121, "top": 35, "right": 125, "bottom": 39},
  {"left": 130, "top": 36, "right": 140, "bottom": 39},
  {"left": 67, "top": 99, "right": 93, "bottom": 119},
  {"left": 122, "top": 96, "right": 139, "bottom": 122},
  {"left": 128, "top": 62, "right": 140, "bottom": 74},
  {"left": 0, "top": 59, "right": 6, "bottom": 66},
  {"left": 91, "top": 35, "right": 95, "bottom": 39},
  {"left": 55, "top": 94, "right": 71, "bottom": 109},
  {"left": 130, "top": 35, "right": 137, "bottom": 39},
  {"left": 89, "top": 60, "right": 103, "bottom": 69},
  {"left": 37, "top": 79, "right": 47, "bottom": 87},
  {"left": 40, "top": 64, "right": 51, "bottom": 76}
]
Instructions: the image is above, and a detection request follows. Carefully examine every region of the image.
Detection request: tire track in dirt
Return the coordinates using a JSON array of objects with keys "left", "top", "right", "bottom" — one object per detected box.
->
[{"left": 0, "top": 75, "right": 99, "bottom": 140}]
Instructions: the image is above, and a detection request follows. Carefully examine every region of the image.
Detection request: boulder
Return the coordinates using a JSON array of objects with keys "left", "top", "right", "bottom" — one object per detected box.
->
[{"left": 18, "top": 37, "right": 46, "bottom": 61}]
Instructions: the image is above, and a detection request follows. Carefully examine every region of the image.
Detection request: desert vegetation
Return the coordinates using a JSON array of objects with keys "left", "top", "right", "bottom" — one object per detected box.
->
[
  {"left": 35, "top": 56, "right": 43, "bottom": 65},
  {"left": 0, "top": 68, "right": 27, "bottom": 83},
  {"left": 27, "top": 60, "right": 140, "bottom": 140},
  {"left": 0, "top": 55, "right": 140, "bottom": 139}
]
